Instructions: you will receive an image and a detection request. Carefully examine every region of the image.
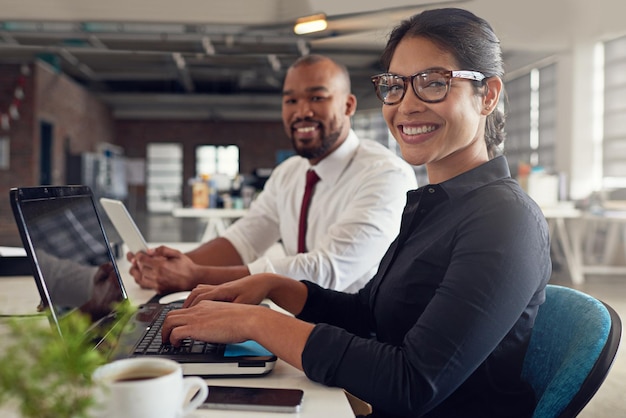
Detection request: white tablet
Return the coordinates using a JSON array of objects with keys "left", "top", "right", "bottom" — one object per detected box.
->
[{"left": 99, "top": 198, "right": 149, "bottom": 254}]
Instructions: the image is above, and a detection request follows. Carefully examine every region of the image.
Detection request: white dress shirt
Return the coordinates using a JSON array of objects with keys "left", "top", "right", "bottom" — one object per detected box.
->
[{"left": 222, "top": 130, "right": 417, "bottom": 293}]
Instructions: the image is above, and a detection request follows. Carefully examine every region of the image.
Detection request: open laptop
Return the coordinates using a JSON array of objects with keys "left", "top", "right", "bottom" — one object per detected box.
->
[{"left": 9, "top": 185, "right": 276, "bottom": 377}]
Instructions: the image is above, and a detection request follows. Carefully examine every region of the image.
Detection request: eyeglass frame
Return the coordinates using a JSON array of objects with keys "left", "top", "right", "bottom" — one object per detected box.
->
[{"left": 370, "top": 69, "right": 487, "bottom": 105}]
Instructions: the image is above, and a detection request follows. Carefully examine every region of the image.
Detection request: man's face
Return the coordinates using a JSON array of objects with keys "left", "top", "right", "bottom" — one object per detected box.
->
[{"left": 281, "top": 60, "right": 356, "bottom": 163}]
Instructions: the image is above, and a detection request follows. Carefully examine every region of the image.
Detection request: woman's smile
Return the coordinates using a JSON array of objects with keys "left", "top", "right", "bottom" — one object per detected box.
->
[{"left": 398, "top": 123, "right": 440, "bottom": 145}]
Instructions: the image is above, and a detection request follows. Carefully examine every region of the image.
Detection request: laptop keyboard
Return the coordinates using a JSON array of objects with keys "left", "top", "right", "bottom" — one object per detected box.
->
[{"left": 133, "top": 304, "right": 220, "bottom": 356}]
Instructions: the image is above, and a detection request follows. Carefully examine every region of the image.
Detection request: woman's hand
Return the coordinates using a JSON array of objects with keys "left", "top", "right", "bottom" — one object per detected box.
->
[
  {"left": 183, "top": 274, "right": 274, "bottom": 308},
  {"left": 161, "top": 299, "right": 314, "bottom": 371},
  {"left": 183, "top": 273, "right": 309, "bottom": 316},
  {"left": 162, "top": 300, "right": 260, "bottom": 346}
]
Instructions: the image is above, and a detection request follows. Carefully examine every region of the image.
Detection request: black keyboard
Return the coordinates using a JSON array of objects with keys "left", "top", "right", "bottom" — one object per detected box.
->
[{"left": 133, "top": 304, "right": 220, "bottom": 355}]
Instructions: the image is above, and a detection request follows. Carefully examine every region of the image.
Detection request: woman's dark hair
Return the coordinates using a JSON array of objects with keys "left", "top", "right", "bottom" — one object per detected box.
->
[{"left": 381, "top": 8, "right": 505, "bottom": 158}]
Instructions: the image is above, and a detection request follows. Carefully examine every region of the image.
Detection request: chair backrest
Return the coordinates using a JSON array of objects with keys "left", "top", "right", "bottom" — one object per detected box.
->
[{"left": 522, "top": 284, "right": 622, "bottom": 418}]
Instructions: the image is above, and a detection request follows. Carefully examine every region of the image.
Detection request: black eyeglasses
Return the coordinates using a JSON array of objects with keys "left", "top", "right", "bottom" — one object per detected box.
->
[{"left": 370, "top": 69, "right": 486, "bottom": 105}]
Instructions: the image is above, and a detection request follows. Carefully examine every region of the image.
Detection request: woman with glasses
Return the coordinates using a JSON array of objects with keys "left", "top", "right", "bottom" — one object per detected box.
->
[{"left": 162, "top": 8, "right": 551, "bottom": 417}]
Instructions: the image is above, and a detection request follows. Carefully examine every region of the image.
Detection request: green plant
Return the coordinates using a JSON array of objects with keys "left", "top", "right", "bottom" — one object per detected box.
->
[{"left": 0, "top": 301, "right": 136, "bottom": 418}]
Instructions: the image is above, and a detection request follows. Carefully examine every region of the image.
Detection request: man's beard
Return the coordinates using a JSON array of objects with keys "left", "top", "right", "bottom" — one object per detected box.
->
[{"left": 292, "top": 122, "right": 342, "bottom": 160}]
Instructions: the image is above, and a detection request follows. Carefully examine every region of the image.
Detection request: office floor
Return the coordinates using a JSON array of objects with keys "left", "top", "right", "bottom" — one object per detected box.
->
[{"left": 137, "top": 214, "right": 626, "bottom": 417}]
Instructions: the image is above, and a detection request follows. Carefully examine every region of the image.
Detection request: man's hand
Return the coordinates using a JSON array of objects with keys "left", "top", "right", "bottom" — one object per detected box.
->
[
  {"left": 131, "top": 246, "right": 200, "bottom": 294},
  {"left": 127, "top": 250, "right": 151, "bottom": 289}
]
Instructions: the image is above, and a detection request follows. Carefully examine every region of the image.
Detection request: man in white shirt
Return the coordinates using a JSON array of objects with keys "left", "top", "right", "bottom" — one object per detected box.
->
[{"left": 129, "top": 54, "right": 417, "bottom": 294}]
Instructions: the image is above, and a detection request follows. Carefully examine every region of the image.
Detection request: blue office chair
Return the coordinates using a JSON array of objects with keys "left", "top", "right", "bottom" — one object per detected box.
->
[{"left": 522, "top": 284, "right": 622, "bottom": 418}]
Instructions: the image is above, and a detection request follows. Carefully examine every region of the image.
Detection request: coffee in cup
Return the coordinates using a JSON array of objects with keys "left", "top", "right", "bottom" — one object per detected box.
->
[{"left": 92, "top": 357, "right": 208, "bottom": 418}]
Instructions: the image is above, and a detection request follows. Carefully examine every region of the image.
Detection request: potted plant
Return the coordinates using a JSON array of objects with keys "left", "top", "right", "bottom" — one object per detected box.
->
[{"left": 0, "top": 302, "right": 136, "bottom": 418}]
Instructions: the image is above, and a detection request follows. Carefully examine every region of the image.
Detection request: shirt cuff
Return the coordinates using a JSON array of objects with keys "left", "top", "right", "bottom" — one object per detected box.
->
[{"left": 247, "top": 256, "right": 275, "bottom": 275}]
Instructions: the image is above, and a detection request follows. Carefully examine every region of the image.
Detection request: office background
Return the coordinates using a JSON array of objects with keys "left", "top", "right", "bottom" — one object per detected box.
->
[
  {"left": 2, "top": 2, "right": 626, "bottom": 416},
  {"left": 1, "top": 0, "right": 625, "bottom": 246}
]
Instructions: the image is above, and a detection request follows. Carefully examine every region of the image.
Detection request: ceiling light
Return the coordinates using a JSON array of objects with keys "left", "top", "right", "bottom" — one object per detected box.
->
[{"left": 294, "top": 13, "right": 327, "bottom": 35}]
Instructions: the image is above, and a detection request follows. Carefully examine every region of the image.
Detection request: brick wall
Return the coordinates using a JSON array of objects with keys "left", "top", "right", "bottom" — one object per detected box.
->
[
  {"left": 0, "top": 61, "right": 115, "bottom": 247},
  {"left": 0, "top": 61, "right": 289, "bottom": 247},
  {"left": 0, "top": 64, "right": 36, "bottom": 247},
  {"left": 36, "top": 61, "right": 117, "bottom": 180}
]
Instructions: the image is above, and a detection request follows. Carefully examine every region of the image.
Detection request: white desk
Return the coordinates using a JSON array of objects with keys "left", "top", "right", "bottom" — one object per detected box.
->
[
  {"left": 579, "top": 211, "right": 626, "bottom": 278},
  {"left": 0, "top": 265, "right": 354, "bottom": 417},
  {"left": 542, "top": 203, "right": 626, "bottom": 284},
  {"left": 172, "top": 208, "right": 248, "bottom": 241},
  {"left": 541, "top": 203, "right": 585, "bottom": 285}
]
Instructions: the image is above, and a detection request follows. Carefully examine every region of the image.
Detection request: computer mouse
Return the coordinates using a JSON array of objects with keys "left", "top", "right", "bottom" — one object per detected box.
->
[{"left": 158, "top": 291, "right": 191, "bottom": 304}]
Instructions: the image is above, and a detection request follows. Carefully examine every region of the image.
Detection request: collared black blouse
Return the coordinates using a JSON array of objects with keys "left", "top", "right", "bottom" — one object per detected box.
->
[{"left": 298, "top": 156, "right": 552, "bottom": 417}]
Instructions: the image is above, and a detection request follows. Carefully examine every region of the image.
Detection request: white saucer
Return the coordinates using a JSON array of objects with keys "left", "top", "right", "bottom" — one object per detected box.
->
[{"left": 158, "top": 291, "right": 191, "bottom": 304}]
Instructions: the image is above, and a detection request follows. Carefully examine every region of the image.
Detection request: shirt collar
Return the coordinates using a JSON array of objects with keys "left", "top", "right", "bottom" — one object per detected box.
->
[
  {"left": 310, "top": 129, "right": 359, "bottom": 185},
  {"left": 418, "top": 155, "right": 512, "bottom": 200}
]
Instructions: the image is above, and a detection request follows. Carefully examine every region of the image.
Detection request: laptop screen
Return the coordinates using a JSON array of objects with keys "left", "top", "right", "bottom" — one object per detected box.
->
[{"left": 11, "top": 186, "right": 126, "bottom": 324}]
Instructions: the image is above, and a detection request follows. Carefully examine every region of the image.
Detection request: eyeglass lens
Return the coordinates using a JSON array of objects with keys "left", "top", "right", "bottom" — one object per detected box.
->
[{"left": 374, "top": 71, "right": 451, "bottom": 105}]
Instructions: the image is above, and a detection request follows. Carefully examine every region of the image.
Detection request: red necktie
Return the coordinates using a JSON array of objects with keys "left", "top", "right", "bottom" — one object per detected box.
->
[{"left": 298, "top": 169, "right": 320, "bottom": 253}]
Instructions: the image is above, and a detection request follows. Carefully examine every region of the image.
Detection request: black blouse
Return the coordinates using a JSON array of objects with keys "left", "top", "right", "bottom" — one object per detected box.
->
[{"left": 298, "top": 156, "right": 552, "bottom": 417}]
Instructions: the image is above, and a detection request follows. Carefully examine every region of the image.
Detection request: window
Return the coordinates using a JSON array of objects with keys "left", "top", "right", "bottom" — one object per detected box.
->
[
  {"left": 504, "top": 64, "right": 557, "bottom": 176},
  {"left": 504, "top": 73, "right": 532, "bottom": 176},
  {"left": 146, "top": 143, "right": 182, "bottom": 213},
  {"left": 0, "top": 137, "right": 9, "bottom": 169},
  {"left": 196, "top": 145, "right": 239, "bottom": 178},
  {"left": 352, "top": 109, "right": 397, "bottom": 152},
  {"left": 603, "top": 35, "right": 626, "bottom": 188},
  {"left": 537, "top": 64, "right": 558, "bottom": 169},
  {"left": 352, "top": 110, "right": 423, "bottom": 184}
]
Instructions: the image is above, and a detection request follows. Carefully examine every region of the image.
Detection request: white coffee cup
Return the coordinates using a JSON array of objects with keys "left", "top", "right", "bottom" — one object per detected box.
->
[{"left": 92, "top": 357, "right": 208, "bottom": 418}]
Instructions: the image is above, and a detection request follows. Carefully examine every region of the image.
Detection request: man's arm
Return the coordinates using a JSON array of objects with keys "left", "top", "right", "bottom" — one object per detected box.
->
[
  {"left": 185, "top": 236, "right": 244, "bottom": 266},
  {"left": 246, "top": 163, "right": 416, "bottom": 292},
  {"left": 129, "top": 184, "right": 283, "bottom": 294},
  {"left": 130, "top": 177, "right": 280, "bottom": 294},
  {"left": 133, "top": 243, "right": 252, "bottom": 294}
]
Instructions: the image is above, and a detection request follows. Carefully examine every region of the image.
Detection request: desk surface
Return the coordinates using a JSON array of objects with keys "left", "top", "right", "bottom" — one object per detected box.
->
[
  {"left": 172, "top": 208, "right": 249, "bottom": 241},
  {"left": 540, "top": 202, "right": 582, "bottom": 219},
  {"left": 172, "top": 207, "right": 248, "bottom": 218},
  {"left": 0, "top": 254, "right": 354, "bottom": 417}
]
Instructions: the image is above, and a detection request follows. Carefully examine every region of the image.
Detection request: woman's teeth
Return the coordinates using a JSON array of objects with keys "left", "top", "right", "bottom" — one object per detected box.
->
[{"left": 402, "top": 125, "right": 436, "bottom": 135}]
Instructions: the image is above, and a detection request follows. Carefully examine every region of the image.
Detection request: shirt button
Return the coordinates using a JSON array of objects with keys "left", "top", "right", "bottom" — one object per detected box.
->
[{"left": 428, "top": 188, "right": 436, "bottom": 193}]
